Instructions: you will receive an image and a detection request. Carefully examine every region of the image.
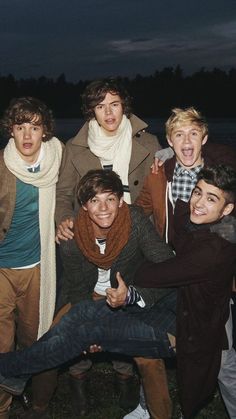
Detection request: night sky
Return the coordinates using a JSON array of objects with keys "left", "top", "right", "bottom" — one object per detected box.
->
[{"left": 1, "top": 0, "right": 236, "bottom": 82}]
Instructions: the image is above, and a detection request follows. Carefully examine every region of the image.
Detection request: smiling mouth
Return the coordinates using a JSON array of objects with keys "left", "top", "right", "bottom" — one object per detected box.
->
[{"left": 192, "top": 208, "right": 205, "bottom": 216}]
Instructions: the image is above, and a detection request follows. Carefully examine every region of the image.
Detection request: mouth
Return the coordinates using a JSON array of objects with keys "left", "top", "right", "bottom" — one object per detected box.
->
[
  {"left": 191, "top": 207, "right": 206, "bottom": 216},
  {"left": 96, "top": 214, "right": 111, "bottom": 219},
  {"left": 105, "top": 118, "right": 116, "bottom": 124},
  {"left": 181, "top": 148, "right": 194, "bottom": 157},
  {"left": 23, "top": 143, "right": 33, "bottom": 149}
]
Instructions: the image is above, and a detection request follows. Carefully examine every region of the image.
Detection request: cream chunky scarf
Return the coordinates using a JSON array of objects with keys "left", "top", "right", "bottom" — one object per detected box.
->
[
  {"left": 4, "top": 137, "right": 63, "bottom": 338},
  {"left": 88, "top": 115, "right": 132, "bottom": 204}
]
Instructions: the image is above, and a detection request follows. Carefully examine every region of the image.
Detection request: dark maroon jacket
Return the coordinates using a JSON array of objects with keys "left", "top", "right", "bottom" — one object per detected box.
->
[{"left": 135, "top": 201, "right": 236, "bottom": 418}]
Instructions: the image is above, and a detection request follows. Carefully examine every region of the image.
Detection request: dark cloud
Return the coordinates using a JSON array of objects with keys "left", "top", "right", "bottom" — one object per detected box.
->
[{"left": 0, "top": 0, "right": 236, "bottom": 81}]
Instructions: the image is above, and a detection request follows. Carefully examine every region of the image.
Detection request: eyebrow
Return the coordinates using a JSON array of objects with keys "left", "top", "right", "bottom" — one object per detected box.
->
[
  {"left": 97, "top": 100, "right": 121, "bottom": 105},
  {"left": 173, "top": 127, "right": 201, "bottom": 133},
  {"left": 194, "top": 186, "right": 220, "bottom": 200}
]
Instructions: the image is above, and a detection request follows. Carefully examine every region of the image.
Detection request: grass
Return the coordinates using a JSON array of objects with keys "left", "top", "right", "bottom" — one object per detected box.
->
[{"left": 10, "top": 358, "right": 229, "bottom": 419}]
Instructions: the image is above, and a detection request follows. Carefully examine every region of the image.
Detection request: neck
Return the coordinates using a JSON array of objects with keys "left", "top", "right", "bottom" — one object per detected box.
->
[{"left": 92, "top": 224, "right": 110, "bottom": 239}]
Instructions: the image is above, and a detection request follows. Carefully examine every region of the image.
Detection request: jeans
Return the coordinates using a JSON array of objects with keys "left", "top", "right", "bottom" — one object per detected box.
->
[{"left": 0, "top": 299, "right": 175, "bottom": 379}]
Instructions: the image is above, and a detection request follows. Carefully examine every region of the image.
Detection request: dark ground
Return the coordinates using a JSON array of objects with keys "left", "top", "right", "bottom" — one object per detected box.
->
[{"left": 10, "top": 359, "right": 229, "bottom": 419}]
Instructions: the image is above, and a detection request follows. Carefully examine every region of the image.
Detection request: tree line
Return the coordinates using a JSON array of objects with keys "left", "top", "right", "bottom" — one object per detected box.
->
[{"left": 1, "top": 66, "right": 236, "bottom": 118}]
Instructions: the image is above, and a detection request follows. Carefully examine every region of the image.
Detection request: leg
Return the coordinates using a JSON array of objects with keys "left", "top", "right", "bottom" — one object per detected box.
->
[
  {"left": 112, "top": 358, "right": 138, "bottom": 410},
  {"left": 23, "top": 303, "right": 72, "bottom": 418},
  {"left": 0, "top": 269, "right": 19, "bottom": 418},
  {"left": 134, "top": 357, "right": 172, "bottom": 419},
  {"left": 218, "top": 301, "right": 236, "bottom": 418},
  {"left": 0, "top": 300, "right": 172, "bottom": 379}
]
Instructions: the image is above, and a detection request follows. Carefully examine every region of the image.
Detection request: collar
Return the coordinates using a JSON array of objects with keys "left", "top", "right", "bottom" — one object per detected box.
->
[
  {"left": 71, "top": 114, "right": 148, "bottom": 147},
  {"left": 173, "top": 162, "right": 203, "bottom": 180}
]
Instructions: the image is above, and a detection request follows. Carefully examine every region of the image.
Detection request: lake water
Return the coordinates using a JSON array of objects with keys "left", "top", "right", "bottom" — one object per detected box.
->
[{"left": 55, "top": 117, "right": 236, "bottom": 149}]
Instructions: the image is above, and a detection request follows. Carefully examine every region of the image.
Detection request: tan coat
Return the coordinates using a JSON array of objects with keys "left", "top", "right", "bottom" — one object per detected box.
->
[
  {"left": 55, "top": 114, "right": 161, "bottom": 225},
  {"left": 0, "top": 150, "right": 16, "bottom": 242}
]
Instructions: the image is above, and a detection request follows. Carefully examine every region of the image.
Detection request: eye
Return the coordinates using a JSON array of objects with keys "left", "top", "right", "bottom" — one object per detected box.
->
[
  {"left": 111, "top": 102, "right": 120, "bottom": 108},
  {"left": 192, "top": 189, "right": 200, "bottom": 196},
  {"left": 95, "top": 104, "right": 103, "bottom": 110},
  {"left": 207, "top": 197, "right": 216, "bottom": 203}
]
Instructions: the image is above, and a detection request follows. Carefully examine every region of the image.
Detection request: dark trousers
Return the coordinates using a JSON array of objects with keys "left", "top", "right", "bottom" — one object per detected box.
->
[{"left": 0, "top": 299, "right": 175, "bottom": 378}]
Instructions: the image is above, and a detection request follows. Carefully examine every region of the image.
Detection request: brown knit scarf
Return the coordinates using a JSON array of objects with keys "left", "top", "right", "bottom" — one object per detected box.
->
[{"left": 74, "top": 202, "right": 131, "bottom": 269}]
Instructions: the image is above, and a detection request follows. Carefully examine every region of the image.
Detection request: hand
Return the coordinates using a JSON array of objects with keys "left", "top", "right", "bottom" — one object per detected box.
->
[
  {"left": 55, "top": 218, "right": 74, "bottom": 244},
  {"left": 83, "top": 344, "right": 102, "bottom": 355},
  {"left": 151, "top": 157, "right": 164, "bottom": 174},
  {"left": 106, "top": 272, "right": 128, "bottom": 308}
]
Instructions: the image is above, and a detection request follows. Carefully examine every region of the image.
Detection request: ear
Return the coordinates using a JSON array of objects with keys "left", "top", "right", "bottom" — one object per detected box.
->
[
  {"left": 166, "top": 136, "right": 173, "bottom": 147},
  {"left": 119, "top": 197, "right": 124, "bottom": 207},
  {"left": 82, "top": 205, "right": 88, "bottom": 212},
  {"left": 223, "top": 203, "right": 234, "bottom": 216},
  {"left": 202, "top": 135, "right": 208, "bottom": 145}
]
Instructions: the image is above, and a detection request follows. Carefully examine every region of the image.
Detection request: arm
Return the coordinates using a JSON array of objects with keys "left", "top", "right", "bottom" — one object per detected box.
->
[
  {"left": 135, "top": 234, "right": 235, "bottom": 288},
  {"left": 55, "top": 143, "right": 79, "bottom": 227},
  {"left": 151, "top": 147, "right": 174, "bottom": 174},
  {"left": 134, "top": 175, "right": 154, "bottom": 216},
  {"left": 130, "top": 207, "right": 175, "bottom": 305}
]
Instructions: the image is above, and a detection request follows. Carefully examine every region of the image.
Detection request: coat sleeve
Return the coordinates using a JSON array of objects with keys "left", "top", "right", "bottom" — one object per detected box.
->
[
  {"left": 135, "top": 234, "right": 235, "bottom": 288},
  {"left": 130, "top": 207, "right": 175, "bottom": 306},
  {"left": 134, "top": 174, "right": 154, "bottom": 216},
  {"left": 55, "top": 141, "right": 80, "bottom": 226}
]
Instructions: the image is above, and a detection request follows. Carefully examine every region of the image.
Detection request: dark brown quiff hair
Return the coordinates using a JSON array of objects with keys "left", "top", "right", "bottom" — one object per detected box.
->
[
  {"left": 1, "top": 97, "right": 54, "bottom": 141},
  {"left": 78, "top": 169, "right": 124, "bottom": 205},
  {"left": 81, "top": 78, "right": 132, "bottom": 121},
  {"left": 197, "top": 164, "right": 236, "bottom": 204}
]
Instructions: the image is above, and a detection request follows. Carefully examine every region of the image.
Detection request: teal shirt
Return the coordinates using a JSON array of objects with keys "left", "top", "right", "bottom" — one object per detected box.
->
[{"left": 0, "top": 179, "right": 40, "bottom": 268}]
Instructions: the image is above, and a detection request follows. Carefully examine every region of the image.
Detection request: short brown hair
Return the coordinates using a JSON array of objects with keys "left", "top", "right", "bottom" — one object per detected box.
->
[
  {"left": 78, "top": 169, "right": 124, "bottom": 205},
  {"left": 81, "top": 78, "right": 132, "bottom": 121},
  {"left": 1, "top": 97, "right": 54, "bottom": 141}
]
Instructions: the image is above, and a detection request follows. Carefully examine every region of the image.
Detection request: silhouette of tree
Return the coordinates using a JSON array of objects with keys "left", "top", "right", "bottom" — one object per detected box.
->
[{"left": 0, "top": 67, "right": 236, "bottom": 118}]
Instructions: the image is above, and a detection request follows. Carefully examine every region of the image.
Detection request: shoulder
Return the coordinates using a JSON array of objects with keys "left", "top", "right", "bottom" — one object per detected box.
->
[{"left": 130, "top": 114, "right": 159, "bottom": 148}]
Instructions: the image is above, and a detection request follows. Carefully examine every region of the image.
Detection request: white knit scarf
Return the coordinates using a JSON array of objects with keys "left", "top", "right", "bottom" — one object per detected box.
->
[
  {"left": 88, "top": 115, "right": 132, "bottom": 203},
  {"left": 4, "top": 137, "right": 63, "bottom": 338}
]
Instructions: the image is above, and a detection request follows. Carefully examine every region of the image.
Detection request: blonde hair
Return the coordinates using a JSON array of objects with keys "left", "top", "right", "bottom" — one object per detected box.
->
[{"left": 165, "top": 107, "right": 208, "bottom": 139}]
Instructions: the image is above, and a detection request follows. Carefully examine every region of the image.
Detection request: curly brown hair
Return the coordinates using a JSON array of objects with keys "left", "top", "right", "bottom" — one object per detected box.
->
[
  {"left": 1, "top": 97, "right": 55, "bottom": 141},
  {"left": 81, "top": 78, "right": 132, "bottom": 121}
]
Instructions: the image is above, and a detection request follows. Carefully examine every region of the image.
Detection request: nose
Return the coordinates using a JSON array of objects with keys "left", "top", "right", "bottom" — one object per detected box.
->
[
  {"left": 104, "top": 105, "right": 112, "bottom": 115},
  {"left": 98, "top": 201, "right": 108, "bottom": 211},
  {"left": 195, "top": 195, "right": 204, "bottom": 207},
  {"left": 23, "top": 128, "right": 31, "bottom": 139},
  {"left": 183, "top": 134, "right": 191, "bottom": 144}
]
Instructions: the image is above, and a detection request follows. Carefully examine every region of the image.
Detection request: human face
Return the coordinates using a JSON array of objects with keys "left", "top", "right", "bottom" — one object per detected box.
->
[
  {"left": 94, "top": 92, "right": 124, "bottom": 136},
  {"left": 83, "top": 191, "right": 124, "bottom": 237},
  {"left": 190, "top": 179, "right": 234, "bottom": 224},
  {"left": 167, "top": 124, "right": 207, "bottom": 169},
  {"left": 11, "top": 117, "right": 45, "bottom": 163}
]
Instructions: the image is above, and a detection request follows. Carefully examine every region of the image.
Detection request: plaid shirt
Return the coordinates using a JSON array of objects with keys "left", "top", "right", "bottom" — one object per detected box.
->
[{"left": 171, "top": 163, "right": 203, "bottom": 206}]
